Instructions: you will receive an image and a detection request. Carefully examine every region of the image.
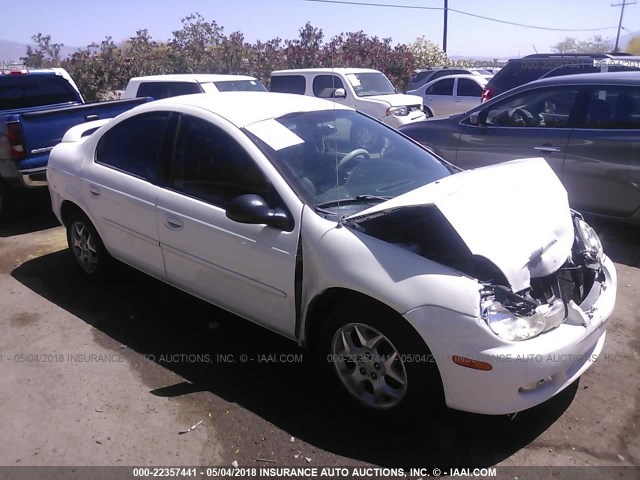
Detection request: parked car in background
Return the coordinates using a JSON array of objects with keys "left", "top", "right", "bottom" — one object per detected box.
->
[
  {"left": 407, "top": 67, "right": 490, "bottom": 92},
  {"left": 270, "top": 68, "right": 425, "bottom": 150},
  {"left": 400, "top": 72, "right": 640, "bottom": 222},
  {"left": 482, "top": 53, "right": 640, "bottom": 102},
  {"left": 122, "top": 74, "right": 267, "bottom": 100},
  {"left": 407, "top": 74, "right": 489, "bottom": 117},
  {"left": 48, "top": 91, "right": 616, "bottom": 416},
  {"left": 0, "top": 68, "right": 149, "bottom": 218}
]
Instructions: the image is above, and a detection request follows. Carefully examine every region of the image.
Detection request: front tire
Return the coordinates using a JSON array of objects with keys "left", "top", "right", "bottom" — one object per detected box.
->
[
  {"left": 66, "top": 211, "right": 112, "bottom": 280},
  {"left": 318, "top": 302, "right": 443, "bottom": 414}
]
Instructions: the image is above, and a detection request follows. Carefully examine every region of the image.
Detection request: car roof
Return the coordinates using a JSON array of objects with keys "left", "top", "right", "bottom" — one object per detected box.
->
[
  {"left": 150, "top": 91, "right": 352, "bottom": 127},
  {"left": 129, "top": 74, "right": 260, "bottom": 83},
  {"left": 525, "top": 70, "right": 640, "bottom": 87},
  {"left": 271, "top": 68, "right": 381, "bottom": 75}
]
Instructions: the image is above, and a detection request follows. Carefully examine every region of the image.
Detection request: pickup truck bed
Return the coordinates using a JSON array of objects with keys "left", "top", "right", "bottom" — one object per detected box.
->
[{"left": 0, "top": 68, "right": 149, "bottom": 218}]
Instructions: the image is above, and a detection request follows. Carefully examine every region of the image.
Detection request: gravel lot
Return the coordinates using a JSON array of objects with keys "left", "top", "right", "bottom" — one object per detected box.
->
[{"left": 0, "top": 197, "right": 638, "bottom": 476}]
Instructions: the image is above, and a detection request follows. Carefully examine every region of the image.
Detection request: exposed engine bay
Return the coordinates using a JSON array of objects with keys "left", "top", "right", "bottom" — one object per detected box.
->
[{"left": 351, "top": 206, "right": 604, "bottom": 341}]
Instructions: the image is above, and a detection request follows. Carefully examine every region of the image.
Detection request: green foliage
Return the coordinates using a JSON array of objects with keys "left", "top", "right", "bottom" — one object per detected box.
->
[
  {"left": 551, "top": 35, "right": 612, "bottom": 54},
  {"left": 23, "top": 13, "right": 418, "bottom": 99}
]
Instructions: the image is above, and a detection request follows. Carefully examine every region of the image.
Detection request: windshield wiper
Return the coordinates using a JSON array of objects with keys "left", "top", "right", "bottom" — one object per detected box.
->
[{"left": 315, "top": 195, "right": 392, "bottom": 210}]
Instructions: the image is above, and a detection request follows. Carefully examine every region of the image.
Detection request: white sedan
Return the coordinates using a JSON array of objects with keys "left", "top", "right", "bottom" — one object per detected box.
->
[
  {"left": 47, "top": 92, "right": 616, "bottom": 415},
  {"left": 407, "top": 74, "right": 490, "bottom": 117}
]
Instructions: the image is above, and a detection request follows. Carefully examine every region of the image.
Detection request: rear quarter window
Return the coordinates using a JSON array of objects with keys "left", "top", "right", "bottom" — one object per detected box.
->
[{"left": 270, "top": 75, "right": 306, "bottom": 94}]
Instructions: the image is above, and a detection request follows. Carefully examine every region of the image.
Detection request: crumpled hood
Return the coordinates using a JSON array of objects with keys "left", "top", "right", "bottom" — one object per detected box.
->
[
  {"left": 364, "top": 93, "right": 423, "bottom": 107},
  {"left": 346, "top": 158, "right": 574, "bottom": 292}
]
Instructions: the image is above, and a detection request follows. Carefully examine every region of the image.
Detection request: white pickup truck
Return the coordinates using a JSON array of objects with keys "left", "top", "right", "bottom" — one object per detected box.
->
[
  {"left": 270, "top": 68, "right": 426, "bottom": 150},
  {"left": 122, "top": 74, "right": 268, "bottom": 100}
]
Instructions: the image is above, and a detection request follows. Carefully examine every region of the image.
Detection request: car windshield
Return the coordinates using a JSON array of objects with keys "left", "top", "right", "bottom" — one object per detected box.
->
[
  {"left": 346, "top": 72, "right": 396, "bottom": 97},
  {"left": 243, "top": 110, "right": 452, "bottom": 216},
  {"left": 210, "top": 79, "right": 267, "bottom": 92}
]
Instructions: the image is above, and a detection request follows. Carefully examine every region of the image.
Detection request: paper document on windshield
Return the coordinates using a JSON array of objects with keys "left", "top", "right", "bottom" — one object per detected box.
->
[{"left": 245, "top": 119, "right": 304, "bottom": 151}]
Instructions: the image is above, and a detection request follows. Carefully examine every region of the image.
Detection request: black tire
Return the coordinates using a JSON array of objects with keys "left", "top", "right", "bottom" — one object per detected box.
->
[
  {"left": 423, "top": 106, "right": 434, "bottom": 118},
  {"left": 65, "top": 210, "right": 113, "bottom": 281},
  {"left": 350, "top": 123, "right": 384, "bottom": 152},
  {"left": 316, "top": 302, "right": 443, "bottom": 416},
  {"left": 0, "top": 178, "right": 24, "bottom": 220}
]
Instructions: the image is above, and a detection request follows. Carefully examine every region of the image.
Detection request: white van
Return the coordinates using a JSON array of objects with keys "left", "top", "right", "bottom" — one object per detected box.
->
[{"left": 270, "top": 68, "right": 426, "bottom": 149}]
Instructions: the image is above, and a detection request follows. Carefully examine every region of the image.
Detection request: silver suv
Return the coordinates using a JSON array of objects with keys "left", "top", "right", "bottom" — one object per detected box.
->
[{"left": 400, "top": 72, "right": 640, "bottom": 222}]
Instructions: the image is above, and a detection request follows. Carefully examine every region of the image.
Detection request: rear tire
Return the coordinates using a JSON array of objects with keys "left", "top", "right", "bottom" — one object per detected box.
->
[
  {"left": 316, "top": 302, "right": 443, "bottom": 416},
  {"left": 66, "top": 210, "right": 113, "bottom": 281}
]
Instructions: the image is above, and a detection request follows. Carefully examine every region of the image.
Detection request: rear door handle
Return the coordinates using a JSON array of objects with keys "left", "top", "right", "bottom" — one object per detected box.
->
[
  {"left": 534, "top": 145, "right": 561, "bottom": 153},
  {"left": 164, "top": 216, "right": 184, "bottom": 231},
  {"left": 88, "top": 185, "right": 101, "bottom": 197}
]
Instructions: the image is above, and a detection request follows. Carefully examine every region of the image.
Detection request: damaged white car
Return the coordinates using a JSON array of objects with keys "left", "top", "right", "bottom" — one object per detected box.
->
[{"left": 47, "top": 92, "right": 617, "bottom": 415}]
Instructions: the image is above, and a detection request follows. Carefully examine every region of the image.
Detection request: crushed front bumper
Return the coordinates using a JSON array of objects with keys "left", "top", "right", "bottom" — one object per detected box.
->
[{"left": 405, "top": 255, "right": 617, "bottom": 415}]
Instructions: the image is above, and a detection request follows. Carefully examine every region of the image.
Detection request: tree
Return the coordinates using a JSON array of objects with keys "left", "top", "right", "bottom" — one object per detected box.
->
[
  {"left": 408, "top": 36, "right": 447, "bottom": 69},
  {"left": 170, "top": 13, "right": 224, "bottom": 73},
  {"left": 626, "top": 36, "right": 640, "bottom": 55},
  {"left": 551, "top": 35, "right": 612, "bottom": 54},
  {"left": 21, "top": 33, "right": 64, "bottom": 68},
  {"left": 284, "top": 22, "right": 324, "bottom": 68}
]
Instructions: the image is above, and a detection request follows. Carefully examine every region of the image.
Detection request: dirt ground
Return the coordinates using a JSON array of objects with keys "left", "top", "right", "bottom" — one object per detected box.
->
[{"left": 0, "top": 197, "right": 638, "bottom": 477}]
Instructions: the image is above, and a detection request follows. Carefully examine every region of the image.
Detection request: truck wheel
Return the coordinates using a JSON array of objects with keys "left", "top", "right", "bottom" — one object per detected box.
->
[
  {"left": 0, "top": 179, "right": 24, "bottom": 219},
  {"left": 317, "top": 302, "right": 443, "bottom": 415},
  {"left": 66, "top": 211, "right": 113, "bottom": 280}
]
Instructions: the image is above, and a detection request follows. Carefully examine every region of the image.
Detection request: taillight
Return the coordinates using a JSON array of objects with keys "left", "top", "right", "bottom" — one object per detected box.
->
[
  {"left": 6, "top": 121, "right": 26, "bottom": 160},
  {"left": 481, "top": 88, "right": 493, "bottom": 103}
]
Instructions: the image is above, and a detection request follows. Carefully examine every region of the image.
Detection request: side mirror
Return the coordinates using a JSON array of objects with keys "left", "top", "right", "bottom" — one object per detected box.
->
[
  {"left": 226, "top": 194, "right": 293, "bottom": 231},
  {"left": 333, "top": 88, "right": 346, "bottom": 99},
  {"left": 468, "top": 111, "right": 487, "bottom": 126}
]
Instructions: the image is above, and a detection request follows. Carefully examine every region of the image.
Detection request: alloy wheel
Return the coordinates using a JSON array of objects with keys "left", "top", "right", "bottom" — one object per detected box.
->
[
  {"left": 330, "top": 322, "right": 408, "bottom": 409},
  {"left": 70, "top": 221, "right": 98, "bottom": 274}
]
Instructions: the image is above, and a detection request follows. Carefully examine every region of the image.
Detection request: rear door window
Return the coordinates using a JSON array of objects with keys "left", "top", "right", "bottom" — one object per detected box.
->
[
  {"left": 95, "top": 112, "right": 171, "bottom": 181},
  {"left": 426, "top": 78, "right": 454, "bottom": 96},
  {"left": 270, "top": 75, "right": 306, "bottom": 95},
  {"left": 457, "top": 78, "right": 483, "bottom": 97},
  {"left": 579, "top": 86, "right": 640, "bottom": 129}
]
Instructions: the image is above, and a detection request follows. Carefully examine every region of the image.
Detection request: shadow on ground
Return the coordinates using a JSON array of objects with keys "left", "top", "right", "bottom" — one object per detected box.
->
[
  {"left": 0, "top": 190, "right": 59, "bottom": 237},
  {"left": 585, "top": 215, "right": 640, "bottom": 268},
  {"left": 11, "top": 249, "right": 585, "bottom": 467}
]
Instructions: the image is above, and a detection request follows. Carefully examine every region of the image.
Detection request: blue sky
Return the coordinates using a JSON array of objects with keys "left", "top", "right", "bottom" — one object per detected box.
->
[{"left": 3, "top": 0, "right": 638, "bottom": 57}]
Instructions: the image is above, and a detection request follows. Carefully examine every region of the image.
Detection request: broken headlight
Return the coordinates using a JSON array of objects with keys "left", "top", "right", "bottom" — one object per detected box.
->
[
  {"left": 481, "top": 287, "right": 566, "bottom": 341},
  {"left": 482, "top": 299, "right": 545, "bottom": 341},
  {"left": 574, "top": 218, "right": 603, "bottom": 264}
]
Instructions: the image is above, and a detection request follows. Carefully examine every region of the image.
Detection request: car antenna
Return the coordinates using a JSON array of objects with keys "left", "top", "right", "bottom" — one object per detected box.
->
[{"left": 331, "top": 58, "right": 343, "bottom": 228}]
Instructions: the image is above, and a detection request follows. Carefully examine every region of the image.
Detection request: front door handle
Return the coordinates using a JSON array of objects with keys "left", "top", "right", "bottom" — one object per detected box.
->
[
  {"left": 164, "top": 216, "right": 184, "bottom": 231},
  {"left": 534, "top": 145, "right": 561, "bottom": 153}
]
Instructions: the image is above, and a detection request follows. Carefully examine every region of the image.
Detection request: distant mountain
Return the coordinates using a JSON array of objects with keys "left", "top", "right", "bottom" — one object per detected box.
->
[{"left": 0, "top": 39, "right": 79, "bottom": 67}]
